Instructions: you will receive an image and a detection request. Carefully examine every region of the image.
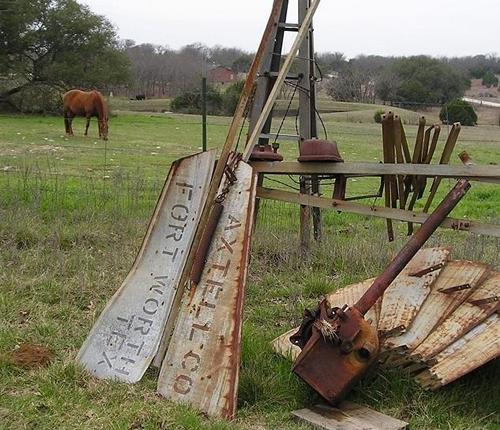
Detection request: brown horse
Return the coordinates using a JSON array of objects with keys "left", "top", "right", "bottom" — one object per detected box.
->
[{"left": 63, "top": 89, "right": 109, "bottom": 140}]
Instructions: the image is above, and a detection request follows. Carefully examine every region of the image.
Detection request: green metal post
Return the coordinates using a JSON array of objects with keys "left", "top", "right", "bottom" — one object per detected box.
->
[{"left": 202, "top": 76, "right": 207, "bottom": 152}]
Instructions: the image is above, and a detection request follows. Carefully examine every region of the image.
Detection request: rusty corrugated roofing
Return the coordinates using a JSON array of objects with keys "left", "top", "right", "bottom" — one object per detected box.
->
[
  {"left": 414, "top": 313, "right": 499, "bottom": 390},
  {"left": 411, "top": 272, "right": 499, "bottom": 363},
  {"left": 378, "top": 248, "right": 450, "bottom": 337},
  {"left": 384, "top": 260, "right": 490, "bottom": 352}
]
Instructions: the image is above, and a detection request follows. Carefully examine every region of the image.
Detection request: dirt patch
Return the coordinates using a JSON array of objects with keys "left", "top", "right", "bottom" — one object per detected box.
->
[{"left": 9, "top": 343, "right": 53, "bottom": 369}]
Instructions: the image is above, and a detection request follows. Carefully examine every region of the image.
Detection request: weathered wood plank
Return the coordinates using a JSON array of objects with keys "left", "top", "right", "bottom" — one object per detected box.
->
[
  {"left": 77, "top": 151, "right": 216, "bottom": 383},
  {"left": 292, "top": 402, "right": 408, "bottom": 430},
  {"left": 256, "top": 187, "right": 500, "bottom": 237},
  {"left": 250, "top": 161, "right": 500, "bottom": 183},
  {"left": 157, "top": 162, "right": 256, "bottom": 419}
]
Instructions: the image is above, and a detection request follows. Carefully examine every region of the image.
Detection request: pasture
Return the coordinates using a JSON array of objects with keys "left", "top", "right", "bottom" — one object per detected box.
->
[{"left": 0, "top": 100, "right": 499, "bottom": 429}]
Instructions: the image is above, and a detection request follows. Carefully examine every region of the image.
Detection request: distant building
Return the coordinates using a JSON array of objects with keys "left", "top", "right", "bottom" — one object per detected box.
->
[{"left": 208, "top": 66, "right": 237, "bottom": 86}]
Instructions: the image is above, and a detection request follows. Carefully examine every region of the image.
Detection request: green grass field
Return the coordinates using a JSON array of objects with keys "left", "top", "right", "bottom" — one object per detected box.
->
[{"left": 0, "top": 100, "right": 499, "bottom": 429}]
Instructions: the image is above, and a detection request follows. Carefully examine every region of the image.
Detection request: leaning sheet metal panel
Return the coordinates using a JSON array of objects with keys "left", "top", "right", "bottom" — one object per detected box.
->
[
  {"left": 378, "top": 248, "right": 450, "bottom": 337},
  {"left": 157, "top": 161, "right": 255, "bottom": 419},
  {"left": 414, "top": 313, "right": 499, "bottom": 390},
  {"left": 77, "top": 151, "right": 216, "bottom": 383},
  {"left": 384, "top": 260, "right": 490, "bottom": 353},
  {"left": 411, "top": 272, "right": 499, "bottom": 363},
  {"left": 271, "top": 279, "right": 380, "bottom": 361}
]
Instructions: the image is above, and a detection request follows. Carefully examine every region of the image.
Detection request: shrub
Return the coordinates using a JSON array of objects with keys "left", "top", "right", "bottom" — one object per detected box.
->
[
  {"left": 482, "top": 71, "right": 498, "bottom": 88},
  {"left": 9, "top": 85, "right": 63, "bottom": 114},
  {"left": 170, "top": 81, "right": 244, "bottom": 116},
  {"left": 171, "top": 86, "right": 223, "bottom": 115},
  {"left": 439, "top": 99, "right": 477, "bottom": 126},
  {"left": 221, "top": 80, "right": 244, "bottom": 115},
  {"left": 374, "top": 109, "right": 385, "bottom": 124}
]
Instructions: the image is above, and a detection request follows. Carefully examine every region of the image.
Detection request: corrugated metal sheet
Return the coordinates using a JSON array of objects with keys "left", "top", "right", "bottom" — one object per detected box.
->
[
  {"left": 378, "top": 248, "right": 450, "bottom": 337},
  {"left": 384, "top": 260, "right": 490, "bottom": 352},
  {"left": 273, "top": 253, "right": 497, "bottom": 390},
  {"left": 77, "top": 151, "right": 216, "bottom": 383},
  {"left": 271, "top": 279, "right": 380, "bottom": 361},
  {"left": 411, "top": 272, "right": 499, "bottom": 363},
  {"left": 157, "top": 161, "right": 256, "bottom": 419},
  {"left": 414, "top": 313, "right": 499, "bottom": 390}
]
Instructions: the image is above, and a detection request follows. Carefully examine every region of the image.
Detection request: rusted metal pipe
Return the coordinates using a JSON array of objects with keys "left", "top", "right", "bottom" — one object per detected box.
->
[{"left": 354, "top": 179, "right": 471, "bottom": 315}]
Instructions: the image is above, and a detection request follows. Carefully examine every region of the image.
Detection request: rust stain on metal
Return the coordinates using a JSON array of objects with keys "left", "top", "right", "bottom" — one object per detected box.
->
[
  {"left": 384, "top": 260, "right": 490, "bottom": 352},
  {"left": 378, "top": 248, "right": 450, "bottom": 337},
  {"left": 271, "top": 279, "right": 379, "bottom": 361},
  {"left": 414, "top": 313, "right": 499, "bottom": 389},
  {"left": 157, "top": 162, "right": 255, "bottom": 419},
  {"left": 291, "top": 305, "right": 380, "bottom": 405},
  {"left": 411, "top": 272, "right": 500, "bottom": 362}
]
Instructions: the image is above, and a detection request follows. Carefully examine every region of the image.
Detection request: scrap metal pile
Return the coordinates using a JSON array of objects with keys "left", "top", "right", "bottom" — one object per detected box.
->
[{"left": 272, "top": 246, "right": 499, "bottom": 393}]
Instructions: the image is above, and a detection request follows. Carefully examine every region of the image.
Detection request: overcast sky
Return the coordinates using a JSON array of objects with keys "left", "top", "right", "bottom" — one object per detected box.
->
[{"left": 81, "top": 0, "right": 498, "bottom": 58}]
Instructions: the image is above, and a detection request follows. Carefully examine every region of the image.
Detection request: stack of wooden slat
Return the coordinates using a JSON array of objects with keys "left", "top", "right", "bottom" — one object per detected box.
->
[{"left": 272, "top": 247, "right": 499, "bottom": 390}]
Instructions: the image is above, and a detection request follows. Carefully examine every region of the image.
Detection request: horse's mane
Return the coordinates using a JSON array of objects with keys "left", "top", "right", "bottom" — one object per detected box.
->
[{"left": 92, "top": 91, "right": 108, "bottom": 120}]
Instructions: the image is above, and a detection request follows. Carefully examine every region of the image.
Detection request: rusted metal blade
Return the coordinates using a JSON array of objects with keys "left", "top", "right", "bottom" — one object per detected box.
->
[
  {"left": 423, "top": 123, "right": 461, "bottom": 213},
  {"left": 384, "top": 260, "right": 490, "bottom": 353},
  {"left": 157, "top": 161, "right": 256, "bottom": 419},
  {"left": 381, "top": 112, "right": 395, "bottom": 241},
  {"left": 271, "top": 279, "right": 380, "bottom": 361},
  {"left": 413, "top": 116, "right": 427, "bottom": 164},
  {"left": 378, "top": 248, "right": 450, "bottom": 337},
  {"left": 412, "top": 125, "right": 442, "bottom": 205},
  {"left": 407, "top": 120, "right": 432, "bottom": 234},
  {"left": 424, "top": 125, "right": 441, "bottom": 164},
  {"left": 393, "top": 116, "right": 407, "bottom": 210},
  {"left": 403, "top": 116, "right": 426, "bottom": 206},
  {"left": 77, "top": 151, "right": 216, "bottom": 383},
  {"left": 414, "top": 313, "right": 499, "bottom": 390},
  {"left": 411, "top": 272, "right": 499, "bottom": 362}
]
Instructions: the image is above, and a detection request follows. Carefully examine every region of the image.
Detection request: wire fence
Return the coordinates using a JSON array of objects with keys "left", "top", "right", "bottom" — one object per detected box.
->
[{"left": 1, "top": 102, "right": 499, "bottom": 213}]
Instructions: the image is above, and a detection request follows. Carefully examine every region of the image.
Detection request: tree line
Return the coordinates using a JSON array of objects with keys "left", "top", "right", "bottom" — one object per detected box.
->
[
  {"left": 318, "top": 53, "right": 499, "bottom": 105},
  {"left": 1, "top": 0, "right": 499, "bottom": 112}
]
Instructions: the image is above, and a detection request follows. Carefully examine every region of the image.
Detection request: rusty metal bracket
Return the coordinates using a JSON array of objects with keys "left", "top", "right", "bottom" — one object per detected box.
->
[
  {"left": 451, "top": 220, "right": 471, "bottom": 231},
  {"left": 438, "top": 283, "right": 472, "bottom": 294},
  {"left": 468, "top": 296, "right": 499, "bottom": 307},
  {"left": 409, "top": 262, "right": 446, "bottom": 278}
]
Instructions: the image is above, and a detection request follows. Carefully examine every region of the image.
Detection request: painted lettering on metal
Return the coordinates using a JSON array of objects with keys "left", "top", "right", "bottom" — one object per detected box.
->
[
  {"left": 157, "top": 161, "right": 255, "bottom": 419},
  {"left": 77, "top": 151, "right": 216, "bottom": 383}
]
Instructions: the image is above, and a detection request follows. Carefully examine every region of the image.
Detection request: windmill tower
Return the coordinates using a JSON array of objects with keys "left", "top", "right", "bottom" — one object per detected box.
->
[{"left": 246, "top": 0, "right": 331, "bottom": 250}]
